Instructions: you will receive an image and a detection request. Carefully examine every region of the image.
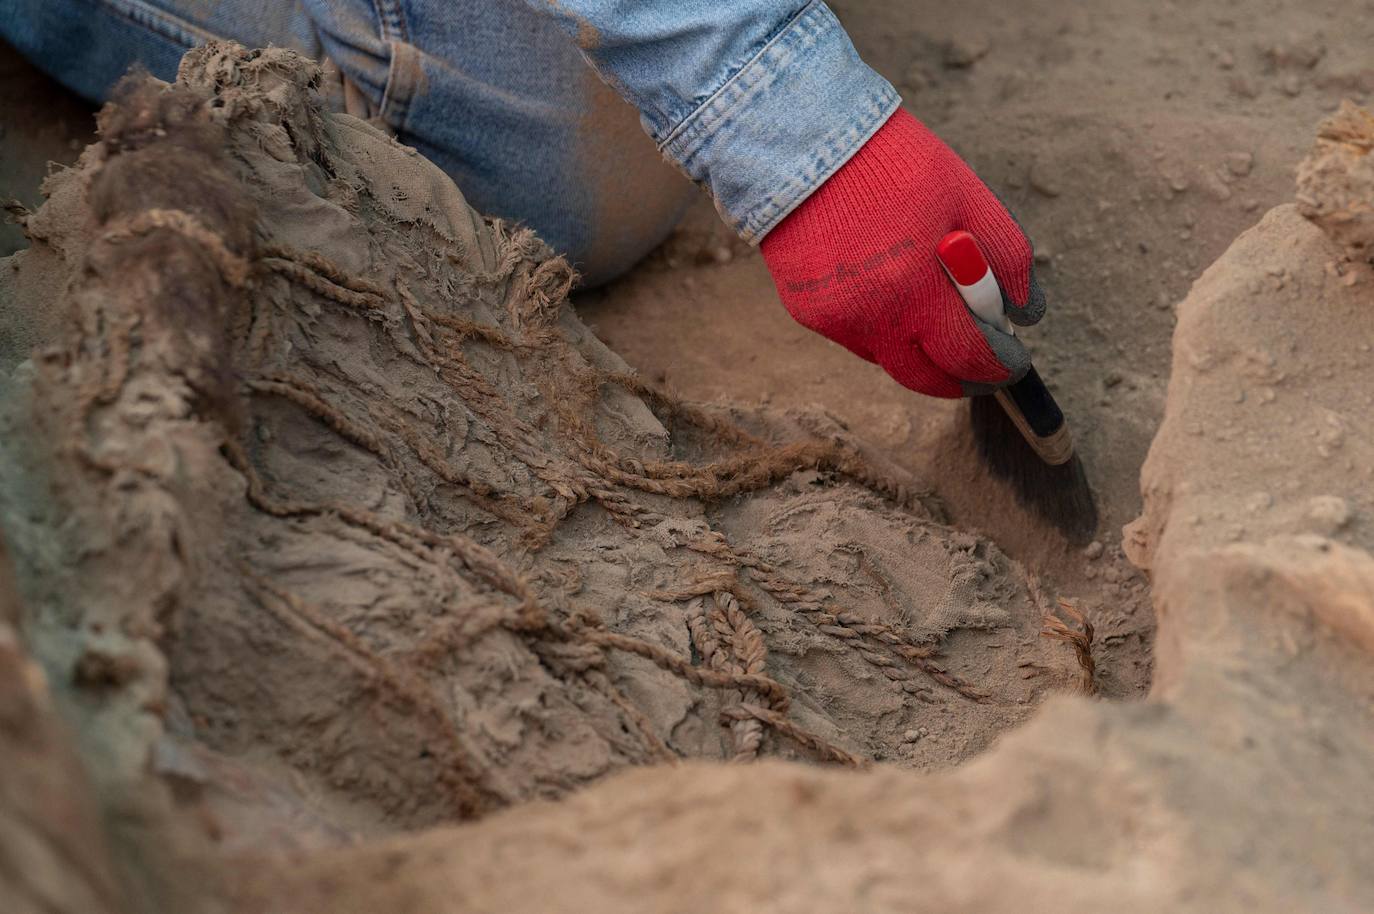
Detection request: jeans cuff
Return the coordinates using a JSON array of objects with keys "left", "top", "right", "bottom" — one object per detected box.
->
[{"left": 658, "top": 1, "right": 900, "bottom": 243}]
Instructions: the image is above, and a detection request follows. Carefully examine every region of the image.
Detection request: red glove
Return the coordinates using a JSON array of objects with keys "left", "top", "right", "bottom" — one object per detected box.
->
[{"left": 760, "top": 108, "right": 1045, "bottom": 399}]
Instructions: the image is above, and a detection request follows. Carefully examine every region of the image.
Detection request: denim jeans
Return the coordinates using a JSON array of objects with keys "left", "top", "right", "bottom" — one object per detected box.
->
[{"left": 2, "top": 0, "right": 897, "bottom": 284}]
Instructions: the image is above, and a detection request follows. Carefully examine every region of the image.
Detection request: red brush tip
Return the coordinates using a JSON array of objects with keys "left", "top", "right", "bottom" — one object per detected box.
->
[{"left": 936, "top": 231, "right": 990, "bottom": 285}]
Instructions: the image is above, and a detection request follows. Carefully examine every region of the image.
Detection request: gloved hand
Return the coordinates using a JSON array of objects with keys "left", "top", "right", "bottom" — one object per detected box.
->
[{"left": 760, "top": 108, "right": 1046, "bottom": 399}]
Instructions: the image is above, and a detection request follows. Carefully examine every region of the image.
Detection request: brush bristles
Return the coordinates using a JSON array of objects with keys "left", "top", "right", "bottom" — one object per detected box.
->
[{"left": 968, "top": 395, "right": 1098, "bottom": 543}]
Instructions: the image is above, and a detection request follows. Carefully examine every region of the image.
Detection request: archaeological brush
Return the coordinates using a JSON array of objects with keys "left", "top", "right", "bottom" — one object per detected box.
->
[{"left": 935, "top": 230, "right": 1098, "bottom": 543}]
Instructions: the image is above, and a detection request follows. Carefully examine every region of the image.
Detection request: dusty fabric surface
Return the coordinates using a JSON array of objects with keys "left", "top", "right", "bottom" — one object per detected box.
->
[{"left": 0, "top": 43, "right": 1082, "bottom": 905}]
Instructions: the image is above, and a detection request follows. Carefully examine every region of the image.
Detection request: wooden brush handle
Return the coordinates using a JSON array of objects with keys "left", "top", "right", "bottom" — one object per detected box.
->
[
  {"left": 936, "top": 230, "right": 1075, "bottom": 466},
  {"left": 991, "top": 367, "right": 1074, "bottom": 466}
]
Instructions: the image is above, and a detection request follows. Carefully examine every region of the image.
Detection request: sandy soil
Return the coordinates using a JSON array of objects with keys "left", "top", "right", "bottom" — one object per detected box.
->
[
  {"left": 4, "top": 3, "right": 1374, "bottom": 701},
  {"left": 579, "top": 0, "right": 1374, "bottom": 698},
  {"left": 0, "top": 42, "right": 1096, "bottom": 873},
  {"left": 219, "top": 130, "right": 1374, "bottom": 914},
  {"left": 1, "top": 3, "right": 1373, "bottom": 912}
]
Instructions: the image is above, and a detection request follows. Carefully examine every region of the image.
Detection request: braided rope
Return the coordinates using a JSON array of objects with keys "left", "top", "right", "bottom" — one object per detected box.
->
[
  {"left": 100, "top": 208, "right": 251, "bottom": 287},
  {"left": 72, "top": 180, "right": 994, "bottom": 789},
  {"left": 712, "top": 590, "right": 768, "bottom": 762}
]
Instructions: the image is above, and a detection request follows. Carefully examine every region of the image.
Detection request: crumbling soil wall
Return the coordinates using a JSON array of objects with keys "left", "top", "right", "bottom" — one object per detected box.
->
[{"left": 1297, "top": 100, "right": 1374, "bottom": 256}]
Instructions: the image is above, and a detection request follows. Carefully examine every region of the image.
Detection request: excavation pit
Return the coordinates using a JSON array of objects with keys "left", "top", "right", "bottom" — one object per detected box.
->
[
  {"left": 0, "top": 47, "right": 1118, "bottom": 847},
  {"left": 3, "top": 21, "right": 1373, "bottom": 913}
]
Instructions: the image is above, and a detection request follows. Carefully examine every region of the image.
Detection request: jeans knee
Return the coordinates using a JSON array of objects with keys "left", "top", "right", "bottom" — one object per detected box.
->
[
  {"left": 563, "top": 141, "right": 697, "bottom": 286},
  {"left": 511, "top": 80, "right": 697, "bottom": 288}
]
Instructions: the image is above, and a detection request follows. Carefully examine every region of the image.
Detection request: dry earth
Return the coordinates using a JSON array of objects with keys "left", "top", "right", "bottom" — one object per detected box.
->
[
  {"left": 580, "top": 0, "right": 1374, "bottom": 698},
  {"left": 231, "top": 110, "right": 1374, "bottom": 914},
  {"left": 6, "top": 1, "right": 1374, "bottom": 704},
  {"left": 0, "top": 43, "right": 1092, "bottom": 911},
  {"left": 0, "top": 1, "right": 1373, "bottom": 912}
]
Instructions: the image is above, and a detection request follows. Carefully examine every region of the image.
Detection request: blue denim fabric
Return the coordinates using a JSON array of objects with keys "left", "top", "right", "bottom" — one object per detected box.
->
[
  {"left": 0, "top": 0, "right": 321, "bottom": 100},
  {"left": 527, "top": 0, "right": 900, "bottom": 241},
  {"left": 2, "top": 0, "right": 897, "bottom": 276}
]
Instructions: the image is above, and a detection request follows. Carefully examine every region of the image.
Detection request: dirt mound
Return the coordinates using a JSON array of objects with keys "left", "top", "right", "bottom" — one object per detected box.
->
[{"left": 0, "top": 42, "right": 1088, "bottom": 900}]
